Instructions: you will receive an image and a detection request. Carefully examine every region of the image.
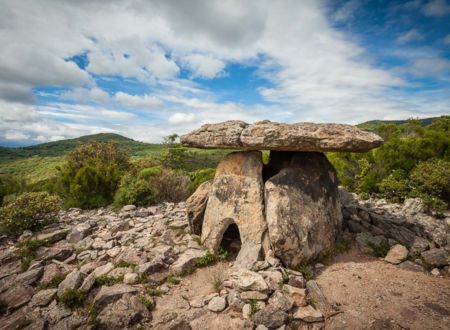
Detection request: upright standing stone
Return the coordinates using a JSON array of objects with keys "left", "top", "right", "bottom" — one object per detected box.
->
[
  {"left": 201, "top": 151, "right": 267, "bottom": 269},
  {"left": 265, "top": 152, "right": 342, "bottom": 267},
  {"left": 186, "top": 180, "right": 212, "bottom": 235}
]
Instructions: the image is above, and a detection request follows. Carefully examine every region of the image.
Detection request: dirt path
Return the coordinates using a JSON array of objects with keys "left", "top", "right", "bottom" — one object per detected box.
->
[{"left": 315, "top": 248, "right": 450, "bottom": 330}]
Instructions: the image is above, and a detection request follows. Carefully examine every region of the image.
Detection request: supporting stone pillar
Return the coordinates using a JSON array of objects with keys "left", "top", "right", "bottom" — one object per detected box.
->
[
  {"left": 201, "top": 151, "right": 267, "bottom": 269},
  {"left": 265, "top": 151, "right": 343, "bottom": 268}
]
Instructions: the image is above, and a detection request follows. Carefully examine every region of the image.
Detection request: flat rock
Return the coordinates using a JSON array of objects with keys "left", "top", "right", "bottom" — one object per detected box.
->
[
  {"left": 94, "top": 284, "right": 138, "bottom": 308},
  {"left": 169, "top": 249, "right": 205, "bottom": 275},
  {"left": 268, "top": 290, "right": 295, "bottom": 312},
  {"left": 0, "top": 285, "right": 34, "bottom": 311},
  {"left": 229, "top": 269, "right": 269, "bottom": 292},
  {"left": 385, "top": 244, "right": 408, "bottom": 265},
  {"left": 16, "top": 266, "right": 43, "bottom": 285},
  {"left": 181, "top": 120, "right": 383, "bottom": 152},
  {"left": 36, "top": 228, "right": 70, "bottom": 244},
  {"left": 30, "top": 288, "right": 57, "bottom": 307},
  {"left": 293, "top": 305, "right": 324, "bottom": 322},
  {"left": 98, "top": 293, "right": 150, "bottom": 329},
  {"left": 240, "top": 290, "right": 268, "bottom": 300},
  {"left": 283, "top": 285, "right": 307, "bottom": 307},
  {"left": 66, "top": 223, "right": 92, "bottom": 243}
]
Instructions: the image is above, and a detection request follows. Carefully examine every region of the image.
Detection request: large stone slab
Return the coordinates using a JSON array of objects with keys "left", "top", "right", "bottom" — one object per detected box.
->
[
  {"left": 201, "top": 151, "right": 267, "bottom": 268},
  {"left": 265, "top": 152, "right": 342, "bottom": 267},
  {"left": 181, "top": 120, "right": 383, "bottom": 152},
  {"left": 186, "top": 180, "right": 212, "bottom": 235}
]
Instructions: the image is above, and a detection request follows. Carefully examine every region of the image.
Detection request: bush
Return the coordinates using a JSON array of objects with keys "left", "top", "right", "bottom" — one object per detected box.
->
[
  {"left": 57, "top": 141, "right": 130, "bottom": 209},
  {"left": 114, "top": 166, "right": 190, "bottom": 208},
  {"left": 378, "top": 169, "right": 410, "bottom": 203},
  {"left": 188, "top": 168, "right": 215, "bottom": 193},
  {"left": 0, "top": 192, "right": 60, "bottom": 236},
  {"left": 0, "top": 174, "right": 23, "bottom": 205},
  {"left": 59, "top": 289, "right": 87, "bottom": 308},
  {"left": 409, "top": 159, "right": 450, "bottom": 211}
]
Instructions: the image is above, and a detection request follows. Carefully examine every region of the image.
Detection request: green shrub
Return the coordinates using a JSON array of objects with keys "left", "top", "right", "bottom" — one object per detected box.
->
[
  {"left": 114, "top": 166, "right": 190, "bottom": 208},
  {"left": 409, "top": 159, "right": 450, "bottom": 211},
  {"left": 57, "top": 141, "right": 130, "bottom": 209},
  {"left": 139, "top": 296, "right": 154, "bottom": 311},
  {"left": 378, "top": 169, "right": 410, "bottom": 203},
  {"left": 0, "top": 174, "right": 23, "bottom": 205},
  {"left": 188, "top": 168, "right": 215, "bottom": 193},
  {"left": 295, "top": 261, "right": 314, "bottom": 281},
  {"left": 0, "top": 192, "right": 60, "bottom": 236},
  {"left": 59, "top": 289, "right": 87, "bottom": 308},
  {"left": 94, "top": 275, "right": 122, "bottom": 287},
  {"left": 195, "top": 249, "right": 228, "bottom": 268},
  {"left": 367, "top": 241, "right": 390, "bottom": 257}
]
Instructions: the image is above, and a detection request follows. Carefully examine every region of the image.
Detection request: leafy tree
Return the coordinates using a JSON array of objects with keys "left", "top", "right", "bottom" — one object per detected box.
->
[
  {"left": 57, "top": 141, "right": 130, "bottom": 209},
  {"left": 162, "top": 133, "right": 179, "bottom": 146},
  {"left": 0, "top": 174, "right": 23, "bottom": 205}
]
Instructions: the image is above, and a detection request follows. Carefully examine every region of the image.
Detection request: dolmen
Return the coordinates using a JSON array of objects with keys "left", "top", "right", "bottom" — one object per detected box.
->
[{"left": 183, "top": 120, "right": 383, "bottom": 269}]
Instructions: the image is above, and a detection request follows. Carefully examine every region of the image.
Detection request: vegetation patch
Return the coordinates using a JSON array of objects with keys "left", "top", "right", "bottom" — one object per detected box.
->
[
  {"left": 195, "top": 249, "right": 228, "bottom": 268},
  {"left": 212, "top": 274, "right": 223, "bottom": 293},
  {"left": 295, "top": 261, "right": 314, "bottom": 281},
  {"left": 166, "top": 275, "right": 181, "bottom": 284},
  {"left": 367, "top": 241, "right": 390, "bottom": 258},
  {"left": 59, "top": 289, "right": 88, "bottom": 308},
  {"left": 15, "top": 317, "right": 32, "bottom": 330},
  {"left": 146, "top": 288, "right": 163, "bottom": 297},
  {"left": 139, "top": 296, "right": 154, "bottom": 311},
  {"left": 0, "top": 192, "right": 60, "bottom": 236},
  {"left": 249, "top": 299, "right": 260, "bottom": 315},
  {"left": 16, "top": 239, "right": 49, "bottom": 272},
  {"left": 94, "top": 275, "right": 122, "bottom": 287}
]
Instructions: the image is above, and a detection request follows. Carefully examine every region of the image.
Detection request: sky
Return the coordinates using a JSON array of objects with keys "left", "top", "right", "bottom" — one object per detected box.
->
[{"left": 0, "top": 0, "right": 449, "bottom": 147}]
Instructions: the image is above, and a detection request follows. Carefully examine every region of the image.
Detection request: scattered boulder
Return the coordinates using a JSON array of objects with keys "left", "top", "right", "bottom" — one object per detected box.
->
[
  {"left": 229, "top": 269, "right": 269, "bottom": 292},
  {"left": 66, "top": 223, "right": 92, "bottom": 243},
  {"left": 385, "top": 244, "right": 408, "bottom": 265},
  {"left": 36, "top": 228, "right": 70, "bottom": 244},
  {"left": 207, "top": 296, "right": 227, "bottom": 312},
  {"left": 268, "top": 290, "right": 295, "bottom": 312},
  {"left": 252, "top": 305, "right": 289, "bottom": 329},
  {"left": 0, "top": 285, "right": 34, "bottom": 311},
  {"left": 421, "top": 248, "right": 449, "bottom": 267},
  {"left": 30, "top": 288, "right": 57, "bottom": 307},
  {"left": 97, "top": 293, "right": 150, "bottom": 329}
]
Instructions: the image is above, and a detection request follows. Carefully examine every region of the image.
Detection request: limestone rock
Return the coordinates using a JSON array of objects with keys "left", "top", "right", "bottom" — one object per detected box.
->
[
  {"left": 123, "top": 273, "right": 139, "bottom": 284},
  {"left": 268, "top": 290, "right": 295, "bottom": 312},
  {"left": 181, "top": 120, "right": 383, "bottom": 152},
  {"left": 207, "top": 296, "right": 227, "bottom": 312},
  {"left": 202, "top": 151, "right": 267, "bottom": 268},
  {"left": 98, "top": 293, "right": 150, "bottom": 329},
  {"left": 0, "top": 285, "right": 34, "bottom": 311},
  {"left": 283, "top": 285, "right": 307, "bottom": 307},
  {"left": 169, "top": 249, "right": 205, "bottom": 275},
  {"left": 94, "top": 284, "right": 138, "bottom": 308},
  {"left": 57, "top": 270, "right": 84, "bottom": 298},
  {"left": 229, "top": 269, "right": 269, "bottom": 292},
  {"left": 421, "top": 248, "right": 449, "bottom": 267},
  {"left": 385, "top": 244, "right": 408, "bottom": 264},
  {"left": 186, "top": 180, "right": 212, "bottom": 235},
  {"left": 240, "top": 291, "right": 268, "bottom": 300},
  {"left": 181, "top": 120, "right": 247, "bottom": 148},
  {"left": 66, "top": 223, "right": 92, "bottom": 243},
  {"left": 252, "top": 305, "right": 289, "bottom": 329},
  {"left": 265, "top": 152, "right": 342, "bottom": 266},
  {"left": 36, "top": 228, "right": 70, "bottom": 244},
  {"left": 293, "top": 305, "right": 324, "bottom": 322},
  {"left": 16, "top": 266, "right": 43, "bottom": 285},
  {"left": 30, "top": 288, "right": 57, "bottom": 307}
]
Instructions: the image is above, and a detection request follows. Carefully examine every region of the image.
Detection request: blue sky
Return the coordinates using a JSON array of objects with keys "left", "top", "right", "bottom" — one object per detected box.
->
[{"left": 0, "top": 0, "right": 449, "bottom": 146}]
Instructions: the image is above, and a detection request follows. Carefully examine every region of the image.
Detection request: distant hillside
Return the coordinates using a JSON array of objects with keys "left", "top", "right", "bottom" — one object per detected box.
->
[
  {"left": 0, "top": 133, "right": 165, "bottom": 161},
  {"left": 357, "top": 117, "right": 437, "bottom": 132}
]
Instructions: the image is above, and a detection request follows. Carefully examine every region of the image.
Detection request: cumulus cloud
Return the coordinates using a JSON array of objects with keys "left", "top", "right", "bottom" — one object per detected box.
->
[
  {"left": 182, "top": 54, "right": 226, "bottom": 79},
  {"left": 0, "top": 0, "right": 448, "bottom": 145},
  {"left": 115, "top": 92, "right": 163, "bottom": 108}
]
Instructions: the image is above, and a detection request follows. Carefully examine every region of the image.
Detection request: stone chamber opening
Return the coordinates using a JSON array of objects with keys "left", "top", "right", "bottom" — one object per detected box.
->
[{"left": 220, "top": 223, "right": 242, "bottom": 259}]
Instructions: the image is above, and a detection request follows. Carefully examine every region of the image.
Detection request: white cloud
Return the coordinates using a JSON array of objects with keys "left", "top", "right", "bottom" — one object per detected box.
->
[
  {"left": 115, "top": 92, "right": 163, "bottom": 108},
  {"left": 168, "top": 112, "right": 197, "bottom": 125},
  {"left": 333, "top": 0, "right": 360, "bottom": 23},
  {"left": 423, "top": 0, "right": 450, "bottom": 16},
  {"left": 4, "top": 131, "right": 29, "bottom": 141},
  {"left": 61, "top": 87, "right": 110, "bottom": 103},
  {"left": 397, "top": 29, "right": 424, "bottom": 44},
  {"left": 182, "top": 54, "right": 226, "bottom": 78},
  {"left": 444, "top": 34, "right": 450, "bottom": 44}
]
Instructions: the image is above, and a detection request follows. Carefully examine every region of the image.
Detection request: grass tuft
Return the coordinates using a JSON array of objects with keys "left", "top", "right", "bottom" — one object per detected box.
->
[{"left": 59, "top": 289, "right": 87, "bottom": 308}]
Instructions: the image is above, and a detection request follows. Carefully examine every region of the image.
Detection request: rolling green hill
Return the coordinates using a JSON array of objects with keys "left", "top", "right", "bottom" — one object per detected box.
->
[{"left": 357, "top": 117, "right": 437, "bottom": 132}]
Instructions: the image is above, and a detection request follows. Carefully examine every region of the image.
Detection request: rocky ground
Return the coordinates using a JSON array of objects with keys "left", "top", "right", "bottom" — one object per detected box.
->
[{"left": 0, "top": 199, "right": 449, "bottom": 330}]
